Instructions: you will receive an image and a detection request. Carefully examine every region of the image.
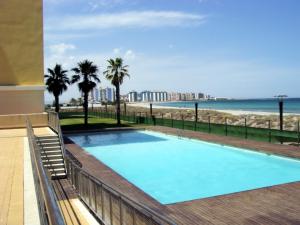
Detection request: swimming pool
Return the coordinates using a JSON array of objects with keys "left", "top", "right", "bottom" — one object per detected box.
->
[{"left": 68, "top": 130, "right": 300, "bottom": 204}]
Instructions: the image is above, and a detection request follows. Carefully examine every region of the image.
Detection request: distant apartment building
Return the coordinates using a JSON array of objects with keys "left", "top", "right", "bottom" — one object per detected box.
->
[
  {"left": 170, "top": 92, "right": 182, "bottom": 101},
  {"left": 99, "top": 87, "right": 115, "bottom": 102},
  {"left": 128, "top": 91, "right": 138, "bottom": 102},
  {"left": 197, "top": 92, "right": 205, "bottom": 99},
  {"left": 141, "top": 91, "right": 151, "bottom": 102},
  {"left": 127, "top": 90, "right": 210, "bottom": 102},
  {"left": 90, "top": 87, "right": 100, "bottom": 102},
  {"left": 139, "top": 91, "right": 168, "bottom": 102}
]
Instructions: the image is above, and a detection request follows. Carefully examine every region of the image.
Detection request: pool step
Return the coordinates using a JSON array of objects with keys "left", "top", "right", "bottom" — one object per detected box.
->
[{"left": 36, "top": 135, "right": 67, "bottom": 179}]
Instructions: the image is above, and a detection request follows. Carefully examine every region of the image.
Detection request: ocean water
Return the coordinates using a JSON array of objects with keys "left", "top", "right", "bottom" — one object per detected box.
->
[
  {"left": 155, "top": 98, "right": 300, "bottom": 114},
  {"left": 68, "top": 130, "right": 300, "bottom": 204}
]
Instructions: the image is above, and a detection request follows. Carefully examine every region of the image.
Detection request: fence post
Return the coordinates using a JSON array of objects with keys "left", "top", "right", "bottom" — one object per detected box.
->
[
  {"left": 171, "top": 114, "right": 174, "bottom": 128},
  {"left": 245, "top": 118, "right": 248, "bottom": 139},
  {"left": 208, "top": 116, "right": 211, "bottom": 133},
  {"left": 182, "top": 115, "right": 184, "bottom": 130},
  {"left": 105, "top": 103, "right": 108, "bottom": 113},
  {"left": 124, "top": 102, "right": 127, "bottom": 115},
  {"left": 195, "top": 103, "right": 198, "bottom": 131},
  {"left": 162, "top": 114, "right": 164, "bottom": 126},
  {"left": 297, "top": 120, "right": 300, "bottom": 146},
  {"left": 139, "top": 112, "right": 142, "bottom": 124},
  {"left": 145, "top": 112, "right": 148, "bottom": 124},
  {"left": 225, "top": 117, "right": 228, "bottom": 136},
  {"left": 150, "top": 103, "right": 153, "bottom": 116},
  {"left": 268, "top": 120, "right": 271, "bottom": 143}
]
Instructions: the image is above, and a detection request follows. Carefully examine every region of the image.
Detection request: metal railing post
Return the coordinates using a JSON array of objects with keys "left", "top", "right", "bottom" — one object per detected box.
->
[
  {"left": 268, "top": 120, "right": 272, "bottom": 143},
  {"left": 64, "top": 150, "right": 177, "bottom": 225},
  {"left": 225, "top": 117, "right": 228, "bottom": 136},
  {"left": 298, "top": 120, "right": 300, "bottom": 146},
  {"left": 208, "top": 116, "right": 211, "bottom": 133},
  {"left": 245, "top": 118, "right": 248, "bottom": 139}
]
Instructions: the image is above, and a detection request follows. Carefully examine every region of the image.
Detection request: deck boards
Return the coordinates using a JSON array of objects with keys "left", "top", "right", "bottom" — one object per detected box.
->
[
  {"left": 0, "top": 127, "right": 55, "bottom": 225},
  {"left": 65, "top": 126, "right": 300, "bottom": 225},
  {"left": 0, "top": 133, "right": 24, "bottom": 225}
]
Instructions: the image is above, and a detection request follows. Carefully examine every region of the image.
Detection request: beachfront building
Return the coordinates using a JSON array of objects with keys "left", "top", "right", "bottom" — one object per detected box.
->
[
  {"left": 100, "top": 87, "right": 116, "bottom": 103},
  {"left": 90, "top": 87, "right": 100, "bottom": 102},
  {"left": 0, "top": 0, "right": 44, "bottom": 115},
  {"left": 128, "top": 91, "right": 138, "bottom": 102},
  {"left": 170, "top": 92, "right": 182, "bottom": 101},
  {"left": 141, "top": 91, "right": 151, "bottom": 102},
  {"left": 136, "top": 91, "right": 168, "bottom": 102},
  {"left": 197, "top": 92, "right": 205, "bottom": 99}
]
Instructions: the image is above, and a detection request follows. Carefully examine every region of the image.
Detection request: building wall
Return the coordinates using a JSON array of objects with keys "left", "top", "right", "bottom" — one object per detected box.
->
[{"left": 0, "top": 0, "right": 44, "bottom": 114}]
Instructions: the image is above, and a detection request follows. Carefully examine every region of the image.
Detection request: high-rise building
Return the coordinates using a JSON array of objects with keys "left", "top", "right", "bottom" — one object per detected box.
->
[
  {"left": 99, "top": 87, "right": 115, "bottom": 102},
  {"left": 197, "top": 93, "right": 204, "bottom": 99},
  {"left": 170, "top": 92, "right": 182, "bottom": 101},
  {"left": 128, "top": 91, "right": 138, "bottom": 102},
  {"left": 90, "top": 87, "right": 100, "bottom": 102},
  {"left": 141, "top": 91, "right": 151, "bottom": 102}
]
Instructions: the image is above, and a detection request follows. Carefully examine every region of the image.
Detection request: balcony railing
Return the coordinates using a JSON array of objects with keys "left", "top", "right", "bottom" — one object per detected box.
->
[
  {"left": 26, "top": 118, "right": 65, "bottom": 225},
  {"left": 65, "top": 150, "right": 177, "bottom": 225}
]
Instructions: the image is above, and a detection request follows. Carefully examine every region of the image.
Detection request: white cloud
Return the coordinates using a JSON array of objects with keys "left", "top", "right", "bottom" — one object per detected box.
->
[
  {"left": 124, "top": 50, "right": 136, "bottom": 60},
  {"left": 45, "top": 11, "right": 207, "bottom": 31},
  {"left": 113, "top": 48, "right": 121, "bottom": 55},
  {"left": 49, "top": 43, "right": 76, "bottom": 55},
  {"left": 88, "top": 0, "right": 126, "bottom": 10}
]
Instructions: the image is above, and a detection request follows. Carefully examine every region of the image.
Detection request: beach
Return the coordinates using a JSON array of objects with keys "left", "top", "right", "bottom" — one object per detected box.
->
[{"left": 125, "top": 102, "right": 300, "bottom": 131}]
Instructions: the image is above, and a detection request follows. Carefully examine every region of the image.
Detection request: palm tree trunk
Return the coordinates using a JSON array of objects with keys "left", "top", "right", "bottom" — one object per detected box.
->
[
  {"left": 116, "top": 84, "right": 121, "bottom": 125},
  {"left": 54, "top": 95, "right": 59, "bottom": 113},
  {"left": 84, "top": 92, "right": 88, "bottom": 126}
]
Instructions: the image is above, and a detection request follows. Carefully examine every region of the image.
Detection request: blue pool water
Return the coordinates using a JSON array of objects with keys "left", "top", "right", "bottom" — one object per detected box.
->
[{"left": 68, "top": 131, "right": 300, "bottom": 204}]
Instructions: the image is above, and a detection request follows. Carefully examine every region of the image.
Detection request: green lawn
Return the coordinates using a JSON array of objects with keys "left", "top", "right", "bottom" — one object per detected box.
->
[{"left": 60, "top": 113, "right": 133, "bottom": 131}]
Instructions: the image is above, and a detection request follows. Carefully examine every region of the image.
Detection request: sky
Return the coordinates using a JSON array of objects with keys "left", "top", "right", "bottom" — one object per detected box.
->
[{"left": 43, "top": 0, "right": 300, "bottom": 103}]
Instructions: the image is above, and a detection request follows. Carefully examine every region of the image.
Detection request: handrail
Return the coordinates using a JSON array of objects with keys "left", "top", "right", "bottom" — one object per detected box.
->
[
  {"left": 48, "top": 111, "right": 66, "bottom": 158},
  {"left": 65, "top": 150, "right": 177, "bottom": 225},
  {"left": 50, "top": 110, "right": 176, "bottom": 224},
  {"left": 26, "top": 119, "right": 66, "bottom": 225}
]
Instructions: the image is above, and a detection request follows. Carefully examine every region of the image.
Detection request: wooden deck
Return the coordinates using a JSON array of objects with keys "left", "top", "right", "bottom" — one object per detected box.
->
[
  {"left": 0, "top": 127, "right": 98, "bottom": 225},
  {"left": 0, "top": 127, "right": 54, "bottom": 225},
  {"left": 34, "top": 130, "right": 99, "bottom": 225},
  {"left": 64, "top": 126, "right": 300, "bottom": 225}
]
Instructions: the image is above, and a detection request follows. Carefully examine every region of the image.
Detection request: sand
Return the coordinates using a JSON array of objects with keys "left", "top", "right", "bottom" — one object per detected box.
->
[{"left": 120, "top": 103, "right": 300, "bottom": 131}]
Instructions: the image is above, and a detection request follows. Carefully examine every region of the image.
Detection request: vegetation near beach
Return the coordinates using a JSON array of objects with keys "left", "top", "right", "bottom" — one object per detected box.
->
[
  {"left": 44, "top": 64, "right": 70, "bottom": 113},
  {"left": 71, "top": 60, "right": 100, "bottom": 125},
  {"left": 104, "top": 58, "right": 129, "bottom": 125},
  {"left": 102, "top": 104, "right": 300, "bottom": 131}
]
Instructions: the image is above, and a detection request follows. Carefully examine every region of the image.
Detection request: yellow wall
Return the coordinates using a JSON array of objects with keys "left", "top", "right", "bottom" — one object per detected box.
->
[
  {"left": 0, "top": 0, "right": 44, "bottom": 85},
  {"left": 0, "top": 0, "right": 44, "bottom": 115}
]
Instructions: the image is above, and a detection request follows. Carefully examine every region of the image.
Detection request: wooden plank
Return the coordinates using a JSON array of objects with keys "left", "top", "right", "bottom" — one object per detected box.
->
[
  {"left": 52, "top": 179, "right": 99, "bottom": 225},
  {"left": 0, "top": 136, "right": 24, "bottom": 225}
]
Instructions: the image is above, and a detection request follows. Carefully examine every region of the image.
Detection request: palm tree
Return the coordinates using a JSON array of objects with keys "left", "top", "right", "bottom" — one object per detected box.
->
[
  {"left": 71, "top": 60, "right": 100, "bottom": 125},
  {"left": 44, "top": 64, "right": 70, "bottom": 113},
  {"left": 104, "top": 58, "right": 129, "bottom": 125}
]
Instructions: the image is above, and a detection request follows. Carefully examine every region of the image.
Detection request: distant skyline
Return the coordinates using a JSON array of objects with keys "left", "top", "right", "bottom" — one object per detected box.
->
[{"left": 43, "top": 0, "right": 300, "bottom": 103}]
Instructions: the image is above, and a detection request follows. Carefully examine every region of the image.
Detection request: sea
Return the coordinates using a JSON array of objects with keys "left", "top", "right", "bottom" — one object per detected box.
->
[{"left": 155, "top": 98, "right": 300, "bottom": 114}]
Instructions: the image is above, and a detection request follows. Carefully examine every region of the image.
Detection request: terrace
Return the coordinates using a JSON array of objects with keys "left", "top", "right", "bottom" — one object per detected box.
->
[{"left": 1, "top": 110, "right": 300, "bottom": 224}]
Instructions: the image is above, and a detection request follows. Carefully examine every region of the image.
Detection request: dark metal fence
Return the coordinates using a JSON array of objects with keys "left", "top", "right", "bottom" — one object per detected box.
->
[
  {"left": 58, "top": 107, "right": 300, "bottom": 145},
  {"left": 26, "top": 118, "right": 65, "bottom": 225}
]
